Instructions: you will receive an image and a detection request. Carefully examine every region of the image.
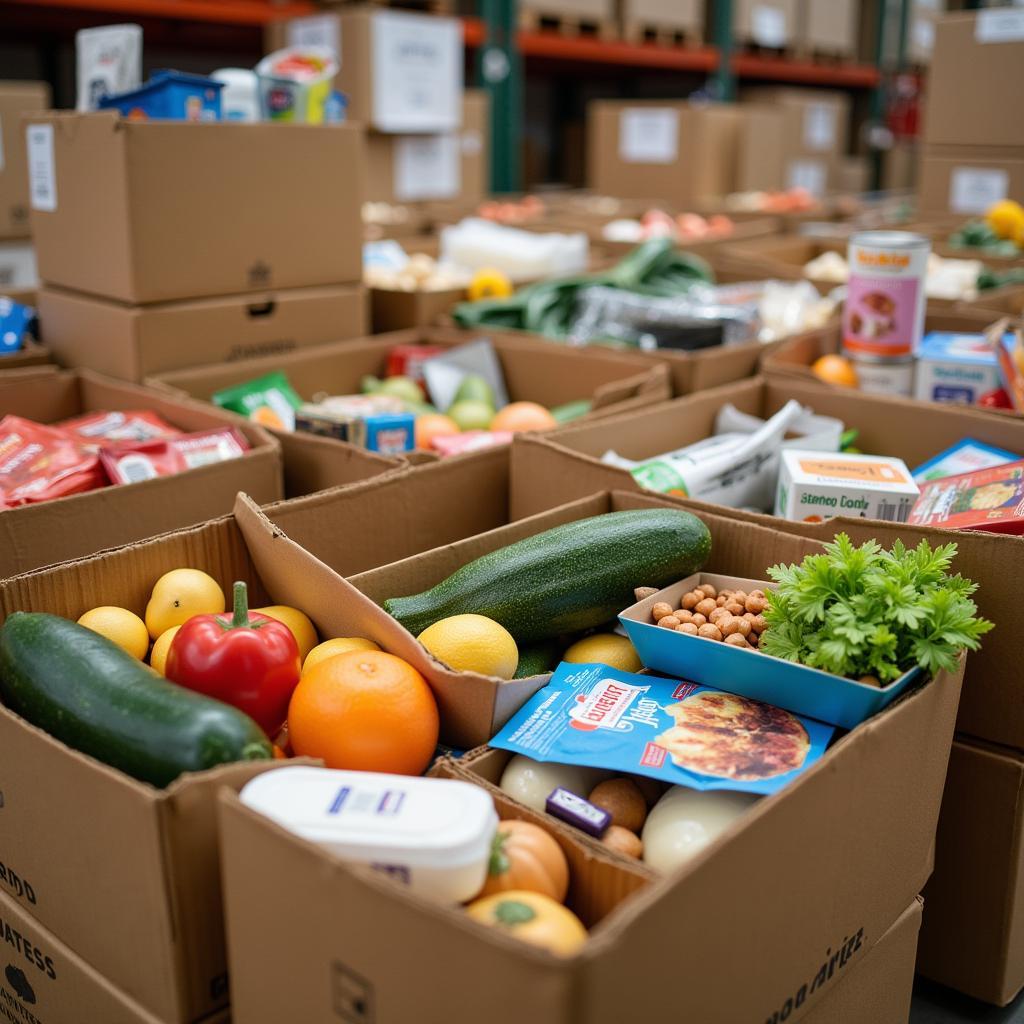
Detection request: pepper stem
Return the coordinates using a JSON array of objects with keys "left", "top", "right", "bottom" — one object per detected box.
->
[{"left": 231, "top": 581, "right": 250, "bottom": 629}]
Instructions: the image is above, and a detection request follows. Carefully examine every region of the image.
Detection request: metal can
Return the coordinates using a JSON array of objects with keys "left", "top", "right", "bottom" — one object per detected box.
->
[
  {"left": 849, "top": 352, "right": 916, "bottom": 398},
  {"left": 842, "top": 231, "right": 930, "bottom": 358}
]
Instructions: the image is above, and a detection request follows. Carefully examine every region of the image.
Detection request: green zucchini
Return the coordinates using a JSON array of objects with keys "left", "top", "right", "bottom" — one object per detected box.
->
[
  {"left": 513, "top": 640, "right": 563, "bottom": 679},
  {"left": 0, "top": 613, "right": 272, "bottom": 788},
  {"left": 550, "top": 399, "right": 593, "bottom": 424},
  {"left": 384, "top": 508, "right": 711, "bottom": 644}
]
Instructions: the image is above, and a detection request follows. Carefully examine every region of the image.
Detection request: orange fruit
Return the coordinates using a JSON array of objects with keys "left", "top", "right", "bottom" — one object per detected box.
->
[
  {"left": 287, "top": 650, "right": 439, "bottom": 775},
  {"left": 811, "top": 354, "right": 859, "bottom": 389},
  {"left": 414, "top": 413, "right": 460, "bottom": 450},
  {"left": 490, "top": 402, "right": 558, "bottom": 434}
]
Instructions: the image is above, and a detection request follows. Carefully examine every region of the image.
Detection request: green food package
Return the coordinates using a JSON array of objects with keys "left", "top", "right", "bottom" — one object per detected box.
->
[{"left": 212, "top": 372, "right": 303, "bottom": 431}]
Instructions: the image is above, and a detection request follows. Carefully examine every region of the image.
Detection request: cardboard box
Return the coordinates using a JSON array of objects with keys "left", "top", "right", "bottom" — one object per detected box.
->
[
  {"left": 587, "top": 101, "right": 741, "bottom": 208},
  {"left": 621, "top": 0, "right": 703, "bottom": 35},
  {"left": 908, "top": 9, "right": 939, "bottom": 65},
  {"left": 0, "top": 81, "right": 50, "bottom": 239},
  {"left": 0, "top": 503, "right": 363, "bottom": 1023},
  {"left": 370, "top": 284, "right": 465, "bottom": 332},
  {"left": 0, "top": 341, "right": 51, "bottom": 371},
  {"left": 799, "top": 0, "right": 858, "bottom": 58},
  {"left": 734, "top": 0, "right": 799, "bottom": 47},
  {"left": 883, "top": 140, "right": 918, "bottom": 193},
  {"left": 838, "top": 155, "right": 871, "bottom": 194},
  {"left": 918, "top": 146, "right": 1024, "bottom": 216},
  {"left": 0, "top": 887, "right": 167, "bottom": 1024},
  {"left": 26, "top": 113, "right": 365, "bottom": 303},
  {"left": 37, "top": 282, "right": 368, "bottom": 381},
  {"left": 218, "top": 609, "right": 960, "bottom": 1023},
  {"left": 737, "top": 106, "right": 786, "bottom": 193},
  {"left": 0, "top": 240, "right": 36, "bottom": 291},
  {"left": 365, "top": 89, "right": 488, "bottom": 205},
  {"left": 715, "top": 234, "right": 846, "bottom": 293},
  {"left": 521, "top": 0, "right": 614, "bottom": 22},
  {"left": 922, "top": 11, "right": 1024, "bottom": 149},
  {"left": 918, "top": 737, "right": 1024, "bottom": 1005},
  {"left": 0, "top": 369, "right": 283, "bottom": 577},
  {"left": 149, "top": 327, "right": 673, "bottom": 429}
]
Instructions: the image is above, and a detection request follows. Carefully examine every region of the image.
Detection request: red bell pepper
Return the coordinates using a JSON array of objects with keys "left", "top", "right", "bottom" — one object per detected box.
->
[{"left": 166, "top": 581, "right": 301, "bottom": 736}]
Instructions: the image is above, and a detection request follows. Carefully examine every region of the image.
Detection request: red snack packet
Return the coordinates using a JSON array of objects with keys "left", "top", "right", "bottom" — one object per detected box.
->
[
  {"left": 385, "top": 345, "right": 447, "bottom": 386},
  {"left": 0, "top": 415, "right": 106, "bottom": 508},
  {"left": 429, "top": 430, "right": 513, "bottom": 458},
  {"left": 58, "top": 410, "right": 183, "bottom": 449},
  {"left": 101, "top": 427, "right": 250, "bottom": 485}
]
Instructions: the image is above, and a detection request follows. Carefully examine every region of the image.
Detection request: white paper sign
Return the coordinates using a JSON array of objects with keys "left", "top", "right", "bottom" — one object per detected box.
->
[
  {"left": 786, "top": 159, "right": 827, "bottom": 198},
  {"left": 803, "top": 104, "right": 835, "bottom": 152},
  {"left": 950, "top": 167, "right": 1009, "bottom": 214},
  {"left": 26, "top": 124, "right": 56, "bottom": 213},
  {"left": 913, "top": 18, "right": 935, "bottom": 57},
  {"left": 976, "top": 9, "right": 1024, "bottom": 43},
  {"left": 461, "top": 130, "right": 483, "bottom": 156},
  {"left": 394, "top": 134, "right": 460, "bottom": 201},
  {"left": 618, "top": 108, "right": 678, "bottom": 164},
  {"left": 752, "top": 4, "right": 787, "bottom": 47},
  {"left": 286, "top": 15, "right": 341, "bottom": 59},
  {"left": 371, "top": 12, "right": 463, "bottom": 133}
]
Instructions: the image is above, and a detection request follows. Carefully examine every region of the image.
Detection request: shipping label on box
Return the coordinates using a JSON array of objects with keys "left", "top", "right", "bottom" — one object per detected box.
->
[
  {"left": 803, "top": 104, "right": 836, "bottom": 152},
  {"left": 752, "top": 4, "right": 788, "bottom": 46},
  {"left": 26, "top": 123, "right": 56, "bottom": 213},
  {"left": 949, "top": 167, "right": 1009, "bottom": 214},
  {"left": 394, "top": 134, "right": 460, "bottom": 201},
  {"left": 775, "top": 449, "right": 920, "bottom": 523},
  {"left": 371, "top": 12, "right": 463, "bottom": 132},
  {"left": 975, "top": 8, "right": 1024, "bottom": 44},
  {"left": 285, "top": 14, "right": 341, "bottom": 57},
  {"left": 618, "top": 108, "right": 678, "bottom": 164},
  {"left": 787, "top": 158, "right": 828, "bottom": 197}
]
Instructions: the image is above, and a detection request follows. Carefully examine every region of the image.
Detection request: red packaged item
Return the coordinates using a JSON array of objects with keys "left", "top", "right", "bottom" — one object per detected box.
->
[
  {"left": 0, "top": 415, "right": 106, "bottom": 508},
  {"left": 101, "top": 427, "right": 250, "bottom": 485},
  {"left": 385, "top": 345, "right": 446, "bottom": 386},
  {"left": 430, "top": 430, "right": 513, "bottom": 458},
  {"left": 908, "top": 459, "right": 1024, "bottom": 535},
  {"left": 58, "top": 410, "right": 183, "bottom": 449}
]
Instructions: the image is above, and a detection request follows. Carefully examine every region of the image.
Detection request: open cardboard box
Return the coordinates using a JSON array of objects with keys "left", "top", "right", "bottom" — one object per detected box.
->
[
  {"left": 148, "top": 326, "right": 671, "bottom": 456},
  {"left": 715, "top": 234, "right": 848, "bottom": 295},
  {"left": 572, "top": 215, "right": 782, "bottom": 260},
  {"left": 216, "top": 628, "right": 961, "bottom": 1024},
  {"left": 918, "top": 736, "right": 1024, "bottom": 1006},
  {"left": 0, "top": 339, "right": 52, "bottom": 372},
  {"left": 763, "top": 308, "right": 1006, "bottom": 391},
  {"left": 0, "top": 369, "right": 283, "bottom": 577}
]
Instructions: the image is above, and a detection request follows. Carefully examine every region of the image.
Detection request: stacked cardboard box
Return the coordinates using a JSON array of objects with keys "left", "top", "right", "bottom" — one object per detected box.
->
[
  {"left": 0, "top": 81, "right": 50, "bottom": 303},
  {"left": 267, "top": 8, "right": 486, "bottom": 206},
  {"left": 586, "top": 101, "right": 740, "bottom": 208},
  {"left": 733, "top": 0, "right": 799, "bottom": 49},
  {"left": 918, "top": 10, "right": 1024, "bottom": 215},
  {"left": 798, "top": 0, "right": 858, "bottom": 60},
  {"left": 29, "top": 112, "right": 368, "bottom": 381},
  {"left": 741, "top": 86, "right": 851, "bottom": 197}
]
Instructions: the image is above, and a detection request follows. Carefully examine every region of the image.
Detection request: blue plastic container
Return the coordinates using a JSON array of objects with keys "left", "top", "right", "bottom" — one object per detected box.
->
[
  {"left": 99, "top": 71, "right": 223, "bottom": 122},
  {"left": 619, "top": 572, "right": 921, "bottom": 730}
]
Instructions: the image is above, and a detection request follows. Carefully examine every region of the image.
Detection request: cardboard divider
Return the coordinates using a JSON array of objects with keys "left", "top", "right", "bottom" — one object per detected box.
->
[
  {"left": 509, "top": 416, "right": 1024, "bottom": 752},
  {"left": 715, "top": 234, "right": 847, "bottom": 295},
  {"left": 431, "top": 753, "right": 654, "bottom": 927},
  {"left": 0, "top": 369, "right": 283, "bottom": 577}
]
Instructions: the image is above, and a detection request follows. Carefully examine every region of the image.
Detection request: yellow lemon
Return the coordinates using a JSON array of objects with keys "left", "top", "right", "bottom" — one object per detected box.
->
[
  {"left": 150, "top": 625, "right": 181, "bottom": 676},
  {"left": 563, "top": 633, "right": 642, "bottom": 673},
  {"left": 145, "top": 569, "right": 224, "bottom": 639},
  {"left": 77, "top": 606, "right": 150, "bottom": 660},
  {"left": 255, "top": 605, "right": 319, "bottom": 661},
  {"left": 468, "top": 267, "right": 513, "bottom": 302},
  {"left": 417, "top": 614, "right": 518, "bottom": 679},
  {"left": 303, "top": 637, "right": 381, "bottom": 674},
  {"left": 986, "top": 199, "right": 1024, "bottom": 241}
]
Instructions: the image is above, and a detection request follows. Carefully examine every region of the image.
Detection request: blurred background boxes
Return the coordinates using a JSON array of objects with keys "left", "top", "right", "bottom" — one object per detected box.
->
[{"left": 0, "top": 81, "right": 50, "bottom": 239}]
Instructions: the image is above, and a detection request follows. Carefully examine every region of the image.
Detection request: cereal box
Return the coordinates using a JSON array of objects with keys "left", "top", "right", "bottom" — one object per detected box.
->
[
  {"left": 775, "top": 449, "right": 919, "bottom": 524},
  {"left": 912, "top": 439, "right": 1019, "bottom": 483},
  {"left": 908, "top": 459, "right": 1024, "bottom": 534}
]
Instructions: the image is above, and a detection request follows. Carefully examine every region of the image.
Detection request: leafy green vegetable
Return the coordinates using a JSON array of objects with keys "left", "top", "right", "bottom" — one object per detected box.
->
[{"left": 760, "top": 534, "right": 993, "bottom": 683}]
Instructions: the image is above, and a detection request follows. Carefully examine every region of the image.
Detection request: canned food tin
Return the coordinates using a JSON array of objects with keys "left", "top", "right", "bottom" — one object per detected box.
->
[
  {"left": 849, "top": 352, "right": 916, "bottom": 398},
  {"left": 842, "top": 231, "right": 930, "bottom": 358}
]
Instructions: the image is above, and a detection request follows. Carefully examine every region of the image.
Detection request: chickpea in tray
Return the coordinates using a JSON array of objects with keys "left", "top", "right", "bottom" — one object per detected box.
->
[{"left": 650, "top": 583, "right": 768, "bottom": 651}]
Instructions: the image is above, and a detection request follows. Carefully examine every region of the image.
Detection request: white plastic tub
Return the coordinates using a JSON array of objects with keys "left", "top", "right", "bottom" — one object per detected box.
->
[{"left": 240, "top": 766, "right": 498, "bottom": 903}]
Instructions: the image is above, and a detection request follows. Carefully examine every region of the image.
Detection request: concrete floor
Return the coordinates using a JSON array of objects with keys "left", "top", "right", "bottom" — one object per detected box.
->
[{"left": 911, "top": 980, "right": 1024, "bottom": 1023}]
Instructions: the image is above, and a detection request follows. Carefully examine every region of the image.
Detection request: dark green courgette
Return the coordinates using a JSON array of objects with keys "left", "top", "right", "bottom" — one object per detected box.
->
[{"left": 0, "top": 613, "right": 272, "bottom": 788}]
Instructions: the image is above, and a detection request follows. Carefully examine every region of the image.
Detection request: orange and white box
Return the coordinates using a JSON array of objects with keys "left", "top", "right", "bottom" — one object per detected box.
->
[{"left": 775, "top": 449, "right": 920, "bottom": 524}]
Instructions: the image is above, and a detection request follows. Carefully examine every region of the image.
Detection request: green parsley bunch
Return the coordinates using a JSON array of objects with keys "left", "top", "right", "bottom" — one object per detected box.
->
[{"left": 760, "top": 534, "right": 993, "bottom": 682}]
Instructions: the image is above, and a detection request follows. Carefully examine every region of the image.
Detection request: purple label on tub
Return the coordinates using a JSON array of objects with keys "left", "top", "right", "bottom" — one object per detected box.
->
[{"left": 545, "top": 787, "right": 611, "bottom": 837}]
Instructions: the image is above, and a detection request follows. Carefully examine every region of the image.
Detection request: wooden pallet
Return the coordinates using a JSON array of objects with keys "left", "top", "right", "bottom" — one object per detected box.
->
[
  {"left": 622, "top": 21, "right": 703, "bottom": 47},
  {"left": 795, "top": 46, "right": 859, "bottom": 66},
  {"left": 519, "top": 7, "right": 616, "bottom": 39},
  {"left": 734, "top": 39, "right": 800, "bottom": 60},
  {"left": 363, "top": 0, "right": 456, "bottom": 12}
]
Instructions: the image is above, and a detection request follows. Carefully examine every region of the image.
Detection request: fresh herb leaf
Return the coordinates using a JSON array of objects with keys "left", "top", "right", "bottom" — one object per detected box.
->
[{"left": 761, "top": 534, "right": 993, "bottom": 681}]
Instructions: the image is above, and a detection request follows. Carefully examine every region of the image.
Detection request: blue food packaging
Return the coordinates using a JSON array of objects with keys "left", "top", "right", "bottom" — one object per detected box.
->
[
  {"left": 491, "top": 663, "right": 834, "bottom": 796},
  {"left": 0, "top": 299, "right": 34, "bottom": 355},
  {"left": 99, "top": 70, "right": 222, "bottom": 121}
]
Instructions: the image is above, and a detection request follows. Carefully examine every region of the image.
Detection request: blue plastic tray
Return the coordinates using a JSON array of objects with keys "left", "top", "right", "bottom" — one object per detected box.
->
[{"left": 619, "top": 572, "right": 921, "bottom": 730}]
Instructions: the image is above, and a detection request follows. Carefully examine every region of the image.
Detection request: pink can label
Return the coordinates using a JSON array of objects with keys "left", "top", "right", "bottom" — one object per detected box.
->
[{"left": 843, "top": 274, "right": 920, "bottom": 356}]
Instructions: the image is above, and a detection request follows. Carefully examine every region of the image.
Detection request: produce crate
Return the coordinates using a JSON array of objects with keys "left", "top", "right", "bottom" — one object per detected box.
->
[
  {"left": 215, "top": 491, "right": 963, "bottom": 1021},
  {"left": 0, "top": 369, "right": 283, "bottom": 577}
]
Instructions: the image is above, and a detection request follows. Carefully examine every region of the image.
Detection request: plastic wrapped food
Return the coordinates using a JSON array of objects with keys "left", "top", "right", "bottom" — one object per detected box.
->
[
  {"left": 101, "top": 428, "right": 249, "bottom": 484},
  {"left": 0, "top": 416, "right": 106, "bottom": 507}
]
